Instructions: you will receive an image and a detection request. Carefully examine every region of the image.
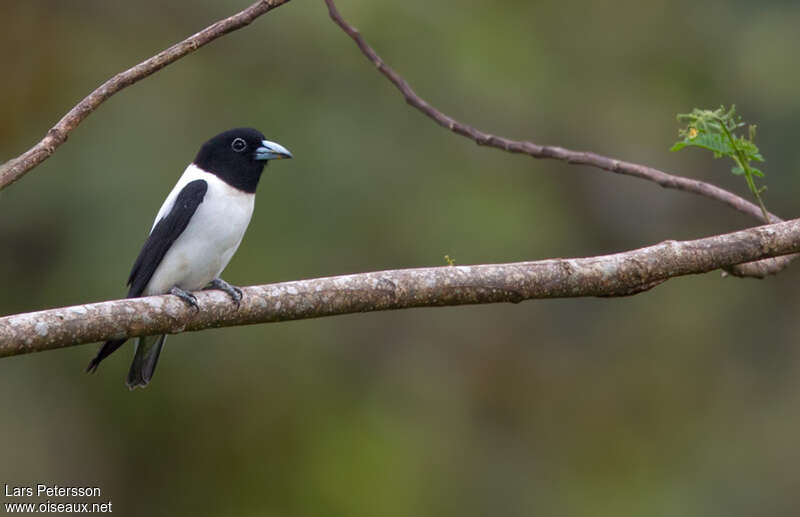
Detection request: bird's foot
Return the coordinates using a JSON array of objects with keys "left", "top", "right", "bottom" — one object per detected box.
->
[
  {"left": 207, "top": 278, "right": 243, "bottom": 308},
  {"left": 169, "top": 286, "right": 199, "bottom": 311}
]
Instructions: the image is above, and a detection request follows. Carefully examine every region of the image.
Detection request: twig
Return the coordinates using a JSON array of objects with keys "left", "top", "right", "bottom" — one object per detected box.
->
[
  {"left": 3, "top": 218, "right": 800, "bottom": 357},
  {"left": 322, "top": 0, "right": 793, "bottom": 278},
  {"left": 0, "top": 0, "right": 292, "bottom": 190}
]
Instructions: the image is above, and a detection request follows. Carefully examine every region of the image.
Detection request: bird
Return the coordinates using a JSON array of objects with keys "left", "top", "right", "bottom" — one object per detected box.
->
[{"left": 86, "top": 127, "right": 293, "bottom": 389}]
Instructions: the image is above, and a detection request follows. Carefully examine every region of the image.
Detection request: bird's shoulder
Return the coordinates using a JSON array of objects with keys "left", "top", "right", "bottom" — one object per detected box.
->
[{"left": 151, "top": 164, "right": 213, "bottom": 232}]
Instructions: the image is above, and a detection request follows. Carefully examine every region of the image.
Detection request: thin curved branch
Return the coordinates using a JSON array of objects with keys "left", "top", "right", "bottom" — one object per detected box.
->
[
  {"left": 323, "top": 0, "right": 793, "bottom": 278},
  {"left": 0, "top": 0, "right": 292, "bottom": 190},
  {"left": 3, "top": 218, "right": 800, "bottom": 357}
]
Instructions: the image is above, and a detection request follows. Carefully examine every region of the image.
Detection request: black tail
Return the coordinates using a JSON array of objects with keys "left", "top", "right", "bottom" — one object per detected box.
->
[
  {"left": 86, "top": 338, "right": 128, "bottom": 373},
  {"left": 126, "top": 334, "right": 167, "bottom": 390}
]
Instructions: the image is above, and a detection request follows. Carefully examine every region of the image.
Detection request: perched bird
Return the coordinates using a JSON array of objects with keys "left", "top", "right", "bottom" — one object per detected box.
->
[{"left": 87, "top": 128, "right": 292, "bottom": 389}]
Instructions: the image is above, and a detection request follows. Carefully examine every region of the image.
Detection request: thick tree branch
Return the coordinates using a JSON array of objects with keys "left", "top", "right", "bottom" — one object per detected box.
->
[
  {"left": 0, "top": 0, "right": 291, "bottom": 190},
  {"left": 323, "top": 0, "right": 793, "bottom": 278},
  {"left": 3, "top": 219, "right": 800, "bottom": 358}
]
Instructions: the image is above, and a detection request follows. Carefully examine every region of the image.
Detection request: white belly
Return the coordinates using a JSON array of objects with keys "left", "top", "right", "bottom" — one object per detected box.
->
[{"left": 143, "top": 165, "right": 255, "bottom": 296}]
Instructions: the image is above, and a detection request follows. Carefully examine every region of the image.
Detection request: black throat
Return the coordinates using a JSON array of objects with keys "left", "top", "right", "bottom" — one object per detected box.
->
[{"left": 193, "top": 152, "right": 266, "bottom": 194}]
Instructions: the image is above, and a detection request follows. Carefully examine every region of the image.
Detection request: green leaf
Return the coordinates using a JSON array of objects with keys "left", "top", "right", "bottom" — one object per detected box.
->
[
  {"left": 671, "top": 131, "right": 734, "bottom": 158},
  {"left": 671, "top": 104, "right": 770, "bottom": 222}
]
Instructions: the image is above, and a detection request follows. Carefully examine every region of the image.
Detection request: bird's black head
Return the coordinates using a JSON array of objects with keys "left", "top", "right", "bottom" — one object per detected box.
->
[{"left": 193, "top": 128, "right": 293, "bottom": 193}]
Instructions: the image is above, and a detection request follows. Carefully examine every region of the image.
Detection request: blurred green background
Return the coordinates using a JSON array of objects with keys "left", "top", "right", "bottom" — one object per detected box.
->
[{"left": 2, "top": 0, "right": 800, "bottom": 515}]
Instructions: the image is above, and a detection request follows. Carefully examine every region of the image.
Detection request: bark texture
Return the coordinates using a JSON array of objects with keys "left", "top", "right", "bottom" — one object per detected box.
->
[{"left": 3, "top": 219, "right": 799, "bottom": 357}]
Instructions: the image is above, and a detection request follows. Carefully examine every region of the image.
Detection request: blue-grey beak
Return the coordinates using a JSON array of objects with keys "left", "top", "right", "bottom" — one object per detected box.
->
[{"left": 255, "top": 140, "right": 293, "bottom": 161}]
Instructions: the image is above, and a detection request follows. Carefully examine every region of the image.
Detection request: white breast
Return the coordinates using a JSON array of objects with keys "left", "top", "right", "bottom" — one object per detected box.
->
[{"left": 143, "top": 164, "right": 255, "bottom": 296}]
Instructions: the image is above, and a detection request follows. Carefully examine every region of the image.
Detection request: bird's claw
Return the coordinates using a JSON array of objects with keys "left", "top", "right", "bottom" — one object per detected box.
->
[
  {"left": 169, "top": 286, "right": 199, "bottom": 311},
  {"left": 207, "top": 278, "right": 243, "bottom": 308}
]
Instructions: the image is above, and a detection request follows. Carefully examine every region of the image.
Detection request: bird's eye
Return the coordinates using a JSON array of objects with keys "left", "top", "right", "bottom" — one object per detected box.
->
[{"left": 231, "top": 138, "right": 247, "bottom": 152}]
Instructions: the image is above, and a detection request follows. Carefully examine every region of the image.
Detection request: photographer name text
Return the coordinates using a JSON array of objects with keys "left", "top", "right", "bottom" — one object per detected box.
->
[{"left": 5, "top": 485, "right": 101, "bottom": 498}]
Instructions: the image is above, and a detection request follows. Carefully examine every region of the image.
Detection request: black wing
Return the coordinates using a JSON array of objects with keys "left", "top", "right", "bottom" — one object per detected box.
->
[
  {"left": 87, "top": 179, "right": 208, "bottom": 373},
  {"left": 126, "top": 179, "right": 208, "bottom": 297}
]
